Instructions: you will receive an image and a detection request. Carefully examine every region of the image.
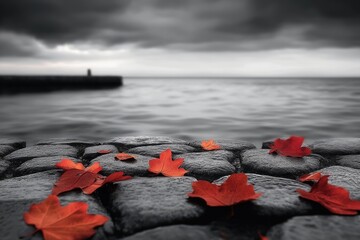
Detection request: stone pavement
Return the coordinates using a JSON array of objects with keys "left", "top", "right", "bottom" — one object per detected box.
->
[{"left": 1, "top": 136, "right": 360, "bottom": 240}]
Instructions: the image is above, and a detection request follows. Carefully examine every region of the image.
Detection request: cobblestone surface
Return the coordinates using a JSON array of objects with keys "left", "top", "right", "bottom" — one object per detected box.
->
[{"left": 0, "top": 136, "right": 360, "bottom": 240}]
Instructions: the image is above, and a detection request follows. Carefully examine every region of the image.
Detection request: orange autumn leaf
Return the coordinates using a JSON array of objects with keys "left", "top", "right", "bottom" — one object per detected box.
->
[
  {"left": 97, "top": 149, "right": 113, "bottom": 154},
  {"left": 55, "top": 158, "right": 85, "bottom": 171},
  {"left": 115, "top": 152, "right": 135, "bottom": 161},
  {"left": 297, "top": 175, "right": 360, "bottom": 215},
  {"left": 23, "top": 195, "right": 108, "bottom": 240},
  {"left": 201, "top": 139, "right": 221, "bottom": 151},
  {"left": 53, "top": 159, "right": 131, "bottom": 195},
  {"left": 269, "top": 136, "right": 311, "bottom": 157},
  {"left": 148, "top": 149, "right": 188, "bottom": 177},
  {"left": 298, "top": 172, "right": 323, "bottom": 183},
  {"left": 188, "top": 173, "right": 261, "bottom": 207}
]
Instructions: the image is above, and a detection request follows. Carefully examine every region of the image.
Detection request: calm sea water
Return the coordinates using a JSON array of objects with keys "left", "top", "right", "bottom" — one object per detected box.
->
[{"left": 1, "top": 77, "right": 360, "bottom": 147}]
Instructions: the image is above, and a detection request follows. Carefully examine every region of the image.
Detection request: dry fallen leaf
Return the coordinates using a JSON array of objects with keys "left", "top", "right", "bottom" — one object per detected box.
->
[
  {"left": 148, "top": 149, "right": 188, "bottom": 177},
  {"left": 297, "top": 175, "right": 360, "bottom": 215},
  {"left": 201, "top": 139, "right": 221, "bottom": 151},
  {"left": 23, "top": 195, "right": 108, "bottom": 240},
  {"left": 298, "top": 172, "right": 323, "bottom": 183},
  {"left": 53, "top": 159, "right": 131, "bottom": 195},
  {"left": 97, "top": 149, "right": 113, "bottom": 154},
  {"left": 269, "top": 136, "right": 311, "bottom": 157},
  {"left": 188, "top": 173, "right": 261, "bottom": 206},
  {"left": 115, "top": 152, "right": 135, "bottom": 161}
]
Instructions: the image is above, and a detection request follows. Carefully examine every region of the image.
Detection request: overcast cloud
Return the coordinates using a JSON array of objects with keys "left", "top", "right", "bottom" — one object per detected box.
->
[{"left": 0, "top": 0, "right": 360, "bottom": 76}]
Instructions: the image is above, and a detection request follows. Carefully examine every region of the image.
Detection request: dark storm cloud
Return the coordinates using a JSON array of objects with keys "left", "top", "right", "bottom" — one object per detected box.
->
[{"left": 0, "top": 0, "right": 360, "bottom": 56}]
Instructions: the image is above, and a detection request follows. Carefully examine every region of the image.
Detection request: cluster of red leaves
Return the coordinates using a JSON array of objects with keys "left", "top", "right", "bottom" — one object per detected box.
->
[
  {"left": 148, "top": 149, "right": 188, "bottom": 177},
  {"left": 201, "top": 139, "right": 221, "bottom": 151},
  {"left": 52, "top": 159, "right": 131, "bottom": 195},
  {"left": 188, "top": 173, "right": 261, "bottom": 206},
  {"left": 24, "top": 195, "right": 108, "bottom": 240},
  {"left": 115, "top": 152, "right": 135, "bottom": 161},
  {"left": 269, "top": 136, "right": 312, "bottom": 157},
  {"left": 297, "top": 175, "right": 360, "bottom": 215}
]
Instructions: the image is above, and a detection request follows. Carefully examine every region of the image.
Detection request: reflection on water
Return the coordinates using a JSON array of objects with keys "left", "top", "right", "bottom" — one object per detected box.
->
[{"left": 1, "top": 77, "right": 360, "bottom": 146}]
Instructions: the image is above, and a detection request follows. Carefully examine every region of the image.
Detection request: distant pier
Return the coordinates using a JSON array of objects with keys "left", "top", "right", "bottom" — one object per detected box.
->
[{"left": 0, "top": 71, "right": 123, "bottom": 94}]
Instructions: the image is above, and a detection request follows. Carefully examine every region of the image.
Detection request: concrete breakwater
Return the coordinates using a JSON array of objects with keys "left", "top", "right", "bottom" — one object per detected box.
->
[
  {"left": 0, "top": 75, "right": 123, "bottom": 94},
  {"left": 1, "top": 136, "right": 360, "bottom": 239}
]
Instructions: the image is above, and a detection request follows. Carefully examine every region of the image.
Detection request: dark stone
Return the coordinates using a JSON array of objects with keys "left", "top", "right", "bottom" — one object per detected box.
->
[
  {"left": 121, "top": 225, "right": 218, "bottom": 240},
  {"left": 4, "top": 145, "right": 79, "bottom": 165},
  {"left": 214, "top": 174, "right": 315, "bottom": 218},
  {"left": 0, "top": 170, "right": 115, "bottom": 240},
  {"left": 316, "top": 166, "right": 360, "bottom": 199},
  {"left": 268, "top": 215, "right": 360, "bottom": 240},
  {"left": 127, "top": 144, "right": 196, "bottom": 157},
  {"left": 90, "top": 153, "right": 152, "bottom": 176},
  {"left": 336, "top": 154, "right": 360, "bottom": 169},
  {"left": 175, "top": 151, "right": 236, "bottom": 181},
  {"left": 189, "top": 139, "right": 256, "bottom": 153},
  {"left": 0, "top": 160, "right": 10, "bottom": 178},
  {"left": 14, "top": 156, "right": 80, "bottom": 176},
  {"left": 108, "top": 177, "right": 205, "bottom": 235},
  {"left": 261, "top": 138, "right": 275, "bottom": 149},
  {"left": 104, "top": 136, "right": 188, "bottom": 150},
  {"left": 0, "top": 145, "right": 15, "bottom": 158},
  {"left": 241, "top": 149, "right": 326, "bottom": 179},
  {"left": 309, "top": 138, "right": 360, "bottom": 155},
  {"left": 83, "top": 145, "right": 119, "bottom": 161},
  {"left": 0, "top": 138, "right": 26, "bottom": 149},
  {"left": 36, "top": 138, "right": 99, "bottom": 150}
]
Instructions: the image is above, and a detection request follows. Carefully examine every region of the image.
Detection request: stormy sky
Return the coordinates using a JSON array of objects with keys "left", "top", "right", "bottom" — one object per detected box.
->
[{"left": 0, "top": 0, "right": 360, "bottom": 76}]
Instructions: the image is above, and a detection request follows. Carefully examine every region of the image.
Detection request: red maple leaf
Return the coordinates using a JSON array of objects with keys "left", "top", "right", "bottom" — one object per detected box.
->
[
  {"left": 115, "top": 152, "right": 135, "bottom": 161},
  {"left": 148, "top": 149, "right": 188, "bottom": 177},
  {"left": 53, "top": 159, "right": 131, "bottom": 195},
  {"left": 297, "top": 175, "right": 360, "bottom": 215},
  {"left": 298, "top": 172, "right": 323, "bottom": 183},
  {"left": 269, "top": 136, "right": 311, "bottom": 157},
  {"left": 23, "top": 195, "right": 108, "bottom": 240},
  {"left": 188, "top": 173, "right": 261, "bottom": 206},
  {"left": 97, "top": 149, "right": 113, "bottom": 154},
  {"left": 201, "top": 139, "right": 221, "bottom": 151}
]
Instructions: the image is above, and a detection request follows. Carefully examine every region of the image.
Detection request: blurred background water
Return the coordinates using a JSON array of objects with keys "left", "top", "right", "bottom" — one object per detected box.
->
[{"left": 0, "top": 77, "right": 359, "bottom": 147}]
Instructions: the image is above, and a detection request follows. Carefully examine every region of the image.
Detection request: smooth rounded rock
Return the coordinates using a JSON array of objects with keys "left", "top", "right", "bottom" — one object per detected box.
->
[
  {"left": 91, "top": 153, "right": 152, "bottom": 176},
  {"left": 0, "top": 138, "right": 26, "bottom": 149},
  {"left": 310, "top": 138, "right": 360, "bottom": 155},
  {"left": 214, "top": 173, "right": 315, "bottom": 218},
  {"left": 4, "top": 145, "right": 79, "bottom": 164},
  {"left": 14, "top": 156, "right": 80, "bottom": 176},
  {"left": 189, "top": 139, "right": 256, "bottom": 153},
  {"left": 268, "top": 215, "right": 360, "bottom": 240},
  {"left": 127, "top": 144, "right": 196, "bottom": 157},
  {"left": 175, "top": 151, "right": 236, "bottom": 181},
  {"left": 336, "top": 155, "right": 360, "bottom": 169},
  {"left": 104, "top": 136, "right": 188, "bottom": 150},
  {"left": 0, "top": 170, "right": 114, "bottom": 240},
  {"left": 121, "top": 225, "right": 218, "bottom": 240},
  {"left": 0, "top": 160, "right": 10, "bottom": 178},
  {"left": 108, "top": 176, "right": 205, "bottom": 235},
  {"left": 83, "top": 145, "right": 119, "bottom": 161},
  {"left": 36, "top": 138, "right": 99, "bottom": 149},
  {"left": 0, "top": 145, "right": 15, "bottom": 158},
  {"left": 241, "top": 149, "right": 326, "bottom": 179}
]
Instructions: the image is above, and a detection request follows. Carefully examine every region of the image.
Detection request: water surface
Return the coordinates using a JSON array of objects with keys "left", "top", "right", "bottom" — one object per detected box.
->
[{"left": 1, "top": 77, "right": 359, "bottom": 146}]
